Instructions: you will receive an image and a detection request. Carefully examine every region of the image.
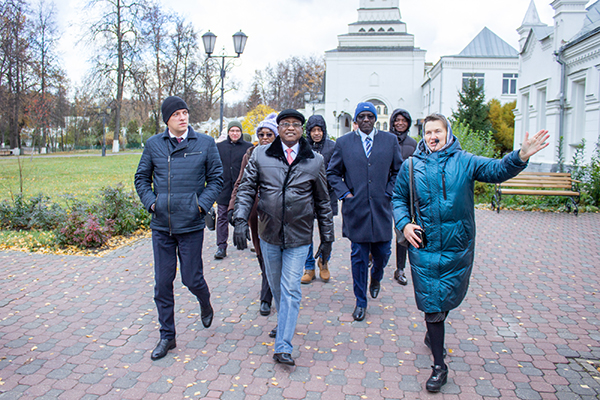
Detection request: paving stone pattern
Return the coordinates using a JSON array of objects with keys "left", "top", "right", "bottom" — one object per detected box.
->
[{"left": 1, "top": 210, "right": 600, "bottom": 399}]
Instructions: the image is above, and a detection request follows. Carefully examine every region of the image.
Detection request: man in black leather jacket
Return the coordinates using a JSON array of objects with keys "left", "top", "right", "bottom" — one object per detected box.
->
[
  {"left": 134, "top": 96, "right": 223, "bottom": 360},
  {"left": 232, "top": 109, "right": 334, "bottom": 366}
]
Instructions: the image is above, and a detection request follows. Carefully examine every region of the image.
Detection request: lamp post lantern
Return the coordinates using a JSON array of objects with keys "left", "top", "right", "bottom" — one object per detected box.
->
[
  {"left": 304, "top": 91, "right": 324, "bottom": 115},
  {"left": 202, "top": 30, "right": 248, "bottom": 137}
]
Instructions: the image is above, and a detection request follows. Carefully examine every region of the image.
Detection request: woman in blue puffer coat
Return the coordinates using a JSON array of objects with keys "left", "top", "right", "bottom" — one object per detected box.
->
[{"left": 392, "top": 113, "right": 549, "bottom": 392}]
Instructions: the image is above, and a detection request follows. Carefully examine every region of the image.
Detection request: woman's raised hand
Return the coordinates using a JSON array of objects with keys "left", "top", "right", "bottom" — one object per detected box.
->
[{"left": 519, "top": 130, "right": 550, "bottom": 162}]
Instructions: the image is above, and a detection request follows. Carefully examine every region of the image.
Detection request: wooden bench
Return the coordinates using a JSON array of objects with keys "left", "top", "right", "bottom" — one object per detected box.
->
[
  {"left": 0, "top": 149, "right": 11, "bottom": 156},
  {"left": 491, "top": 172, "right": 580, "bottom": 215}
]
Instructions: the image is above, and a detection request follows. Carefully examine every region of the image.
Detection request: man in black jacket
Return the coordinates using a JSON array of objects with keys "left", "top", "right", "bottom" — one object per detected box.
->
[
  {"left": 215, "top": 121, "right": 252, "bottom": 259},
  {"left": 389, "top": 109, "right": 417, "bottom": 286},
  {"left": 233, "top": 109, "right": 334, "bottom": 366},
  {"left": 302, "top": 115, "right": 337, "bottom": 284},
  {"left": 134, "top": 96, "right": 223, "bottom": 360}
]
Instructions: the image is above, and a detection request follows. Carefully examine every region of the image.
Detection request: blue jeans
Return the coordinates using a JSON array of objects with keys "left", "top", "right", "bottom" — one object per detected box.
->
[
  {"left": 260, "top": 240, "right": 310, "bottom": 354},
  {"left": 350, "top": 240, "right": 392, "bottom": 308}
]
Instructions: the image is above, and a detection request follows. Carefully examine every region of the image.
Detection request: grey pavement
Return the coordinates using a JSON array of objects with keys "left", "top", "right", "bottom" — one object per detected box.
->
[{"left": 1, "top": 210, "right": 600, "bottom": 399}]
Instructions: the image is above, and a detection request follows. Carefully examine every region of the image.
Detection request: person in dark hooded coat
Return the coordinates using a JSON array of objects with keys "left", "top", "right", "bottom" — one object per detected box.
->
[
  {"left": 301, "top": 115, "right": 338, "bottom": 284},
  {"left": 389, "top": 109, "right": 418, "bottom": 286},
  {"left": 392, "top": 113, "right": 549, "bottom": 392}
]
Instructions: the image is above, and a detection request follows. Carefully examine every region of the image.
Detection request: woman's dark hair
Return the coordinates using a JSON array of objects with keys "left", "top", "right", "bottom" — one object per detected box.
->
[{"left": 423, "top": 113, "right": 449, "bottom": 129}]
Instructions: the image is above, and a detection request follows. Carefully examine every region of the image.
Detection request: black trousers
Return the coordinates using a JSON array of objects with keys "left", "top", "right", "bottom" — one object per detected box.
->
[
  {"left": 396, "top": 242, "right": 407, "bottom": 271},
  {"left": 152, "top": 229, "right": 211, "bottom": 340}
]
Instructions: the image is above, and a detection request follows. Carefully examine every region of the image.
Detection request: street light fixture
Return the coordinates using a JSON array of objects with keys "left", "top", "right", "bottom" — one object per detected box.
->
[
  {"left": 98, "top": 107, "right": 111, "bottom": 157},
  {"left": 304, "top": 91, "right": 324, "bottom": 115},
  {"left": 202, "top": 30, "right": 248, "bottom": 137}
]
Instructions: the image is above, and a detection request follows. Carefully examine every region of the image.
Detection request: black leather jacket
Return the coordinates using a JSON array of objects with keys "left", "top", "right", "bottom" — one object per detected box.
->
[
  {"left": 233, "top": 136, "right": 334, "bottom": 248},
  {"left": 134, "top": 127, "right": 223, "bottom": 234}
]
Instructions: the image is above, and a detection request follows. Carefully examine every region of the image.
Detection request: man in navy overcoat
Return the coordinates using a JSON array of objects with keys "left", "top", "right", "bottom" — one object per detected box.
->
[{"left": 327, "top": 102, "right": 402, "bottom": 321}]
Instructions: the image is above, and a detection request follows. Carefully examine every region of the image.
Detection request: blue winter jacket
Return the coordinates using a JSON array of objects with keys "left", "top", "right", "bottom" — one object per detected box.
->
[
  {"left": 392, "top": 128, "right": 527, "bottom": 313},
  {"left": 135, "top": 127, "right": 223, "bottom": 234}
]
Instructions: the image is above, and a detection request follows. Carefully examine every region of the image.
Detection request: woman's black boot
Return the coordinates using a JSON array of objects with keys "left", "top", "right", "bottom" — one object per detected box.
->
[{"left": 426, "top": 364, "right": 448, "bottom": 392}]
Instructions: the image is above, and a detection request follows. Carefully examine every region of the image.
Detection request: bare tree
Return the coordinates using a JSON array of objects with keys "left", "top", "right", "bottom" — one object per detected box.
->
[
  {"left": 0, "top": 0, "right": 32, "bottom": 150},
  {"left": 249, "top": 55, "right": 325, "bottom": 111},
  {"left": 29, "top": 0, "right": 63, "bottom": 151},
  {"left": 85, "top": 0, "right": 145, "bottom": 152}
]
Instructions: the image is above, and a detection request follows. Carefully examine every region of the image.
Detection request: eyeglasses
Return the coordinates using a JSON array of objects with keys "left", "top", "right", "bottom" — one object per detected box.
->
[
  {"left": 357, "top": 113, "right": 376, "bottom": 121},
  {"left": 257, "top": 132, "right": 274, "bottom": 138},
  {"left": 279, "top": 122, "right": 303, "bottom": 129}
]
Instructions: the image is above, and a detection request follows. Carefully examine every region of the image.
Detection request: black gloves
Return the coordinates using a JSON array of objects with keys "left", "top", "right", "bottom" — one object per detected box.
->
[
  {"left": 233, "top": 219, "right": 251, "bottom": 250},
  {"left": 315, "top": 241, "right": 332, "bottom": 262},
  {"left": 227, "top": 209, "right": 235, "bottom": 226}
]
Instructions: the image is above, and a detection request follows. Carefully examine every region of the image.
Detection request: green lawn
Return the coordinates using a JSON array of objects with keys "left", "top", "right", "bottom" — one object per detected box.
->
[{"left": 0, "top": 154, "right": 143, "bottom": 202}]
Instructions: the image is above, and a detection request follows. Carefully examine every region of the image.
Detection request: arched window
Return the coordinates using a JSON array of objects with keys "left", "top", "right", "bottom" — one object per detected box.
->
[
  {"left": 384, "top": 106, "right": 388, "bottom": 115},
  {"left": 376, "top": 106, "right": 381, "bottom": 114},
  {"left": 376, "top": 122, "right": 381, "bottom": 129},
  {"left": 383, "top": 122, "right": 388, "bottom": 130}
]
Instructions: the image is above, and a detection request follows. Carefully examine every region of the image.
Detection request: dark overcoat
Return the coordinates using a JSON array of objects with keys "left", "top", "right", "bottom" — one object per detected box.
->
[
  {"left": 216, "top": 137, "right": 252, "bottom": 205},
  {"left": 327, "top": 130, "right": 402, "bottom": 243}
]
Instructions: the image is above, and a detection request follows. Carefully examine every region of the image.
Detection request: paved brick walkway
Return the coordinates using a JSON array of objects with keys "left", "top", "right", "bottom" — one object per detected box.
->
[{"left": 1, "top": 210, "right": 600, "bottom": 399}]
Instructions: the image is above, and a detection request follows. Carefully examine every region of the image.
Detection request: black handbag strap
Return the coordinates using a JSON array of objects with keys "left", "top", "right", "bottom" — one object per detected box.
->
[{"left": 408, "top": 157, "right": 415, "bottom": 224}]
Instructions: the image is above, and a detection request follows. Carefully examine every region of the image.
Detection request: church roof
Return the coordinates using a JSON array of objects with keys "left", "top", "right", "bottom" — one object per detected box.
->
[
  {"left": 456, "top": 27, "right": 518, "bottom": 58},
  {"left": 574, "top": 0, "right": 600, "bottom": 39},
  {"left": 521, "top": 0, "right": 545, "bottom": 27}
]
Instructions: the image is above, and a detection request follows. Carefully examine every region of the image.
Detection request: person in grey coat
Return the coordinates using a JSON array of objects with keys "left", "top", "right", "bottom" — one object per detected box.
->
[
  {"left": 134, "top": 96, "right": 223, "bottom": 361},
  {"left": 327, "top": 102, "right": 402, "bottom": 322}
]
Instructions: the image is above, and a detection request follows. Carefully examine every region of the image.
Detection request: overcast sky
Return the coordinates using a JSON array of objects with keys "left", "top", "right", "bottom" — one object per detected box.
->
[{"left": 54, "top": 0, "right": 564, "bottom": 103}]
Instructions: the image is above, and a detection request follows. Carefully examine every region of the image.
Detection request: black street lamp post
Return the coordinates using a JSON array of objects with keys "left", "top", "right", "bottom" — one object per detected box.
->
[
  {"left": 202, "top": 30, "right": 248, "bottom": 137},
  {"left": 304, "top": 91, "right": 324, "bottom": 115}
]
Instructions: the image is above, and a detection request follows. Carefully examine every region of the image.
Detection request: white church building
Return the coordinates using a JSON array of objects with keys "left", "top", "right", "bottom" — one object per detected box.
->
[
  {"left": 514, "top": 0, "right": 600, "bottom": 169},
  {"left": 320, "top": 0, "right": 520, "bottom": 139}
]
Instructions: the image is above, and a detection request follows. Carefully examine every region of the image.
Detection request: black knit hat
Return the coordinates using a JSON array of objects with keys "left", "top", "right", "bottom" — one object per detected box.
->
[
  {"left": 276, "top": 109, "right": 306, "bottom": 125},
  {"left": 161, "top": 96, "right": 188, "bottom": 124}
]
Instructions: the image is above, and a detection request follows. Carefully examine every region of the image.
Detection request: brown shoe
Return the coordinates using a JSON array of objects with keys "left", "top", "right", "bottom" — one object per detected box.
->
[
  {"left": 318, "top": 258, "right": 330, "bottom": 282},
  {"left": 301, "top": 269, "right": 315, "bottom": 284}
]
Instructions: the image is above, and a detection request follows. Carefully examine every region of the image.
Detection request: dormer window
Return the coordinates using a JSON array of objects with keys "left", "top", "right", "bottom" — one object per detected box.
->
[
  {"left": 388, "top": 28, "right": 394, "bottom": 32},
  {"left": 368, "top": 28, "right": 375, "bottom": 32},
  {"left": 378, "top": 27, "right": 385, "bottom": 32},
  {"left": 359, "top": 28, "right": 366, "bottom": 32}
]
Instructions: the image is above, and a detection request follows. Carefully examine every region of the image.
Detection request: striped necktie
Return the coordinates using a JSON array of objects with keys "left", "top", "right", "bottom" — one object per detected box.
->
[{"left": 365, "top": 136, "right": 372, "bottom": 158}]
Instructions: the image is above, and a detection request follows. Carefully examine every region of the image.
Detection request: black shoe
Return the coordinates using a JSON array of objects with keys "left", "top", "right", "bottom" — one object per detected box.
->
[
  {"left": 352, "top": 306, "right": 366, "bottom": 321},
  {"left": 201, "top": 304, "right": 214, "bottom": 328},
  {"left": 369, "top": 280, "right": 381, "bottom": 299},
  {"left": 424, "top": 332, "right": 447, "bottom": 358},
  {"left": 150, "top": 338, "right": 176, "bottom": 360},
  {"left": 269, "top": 325, "right": 277, "bottom": 338},
  {"left": 273, "top": 352, "right": 295, "bottom": 366},
  {"left": 214, "top": 248, "right": 227, "bottom": 259},
  {"left": 260, "top": 301, "right": 271, "bottom": 316},
  {"left": 394, "top": 269, "right": 408, "bottom": 285},
  {"left": 426, "top": 365, "right": 448, "bottom": 392}
]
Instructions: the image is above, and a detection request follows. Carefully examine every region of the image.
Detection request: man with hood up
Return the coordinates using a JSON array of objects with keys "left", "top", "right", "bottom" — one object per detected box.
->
[
  {"left": 301, "top": 114, "right": 337, "bottom": 284},
  {"left": 389, "top": 109, "right": 418, "bottom": 286}
]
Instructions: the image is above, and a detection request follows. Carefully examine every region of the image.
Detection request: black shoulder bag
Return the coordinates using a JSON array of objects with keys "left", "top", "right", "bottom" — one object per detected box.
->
[{"left": 395, "top": 157, "right": 415, "bottom": 246}]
